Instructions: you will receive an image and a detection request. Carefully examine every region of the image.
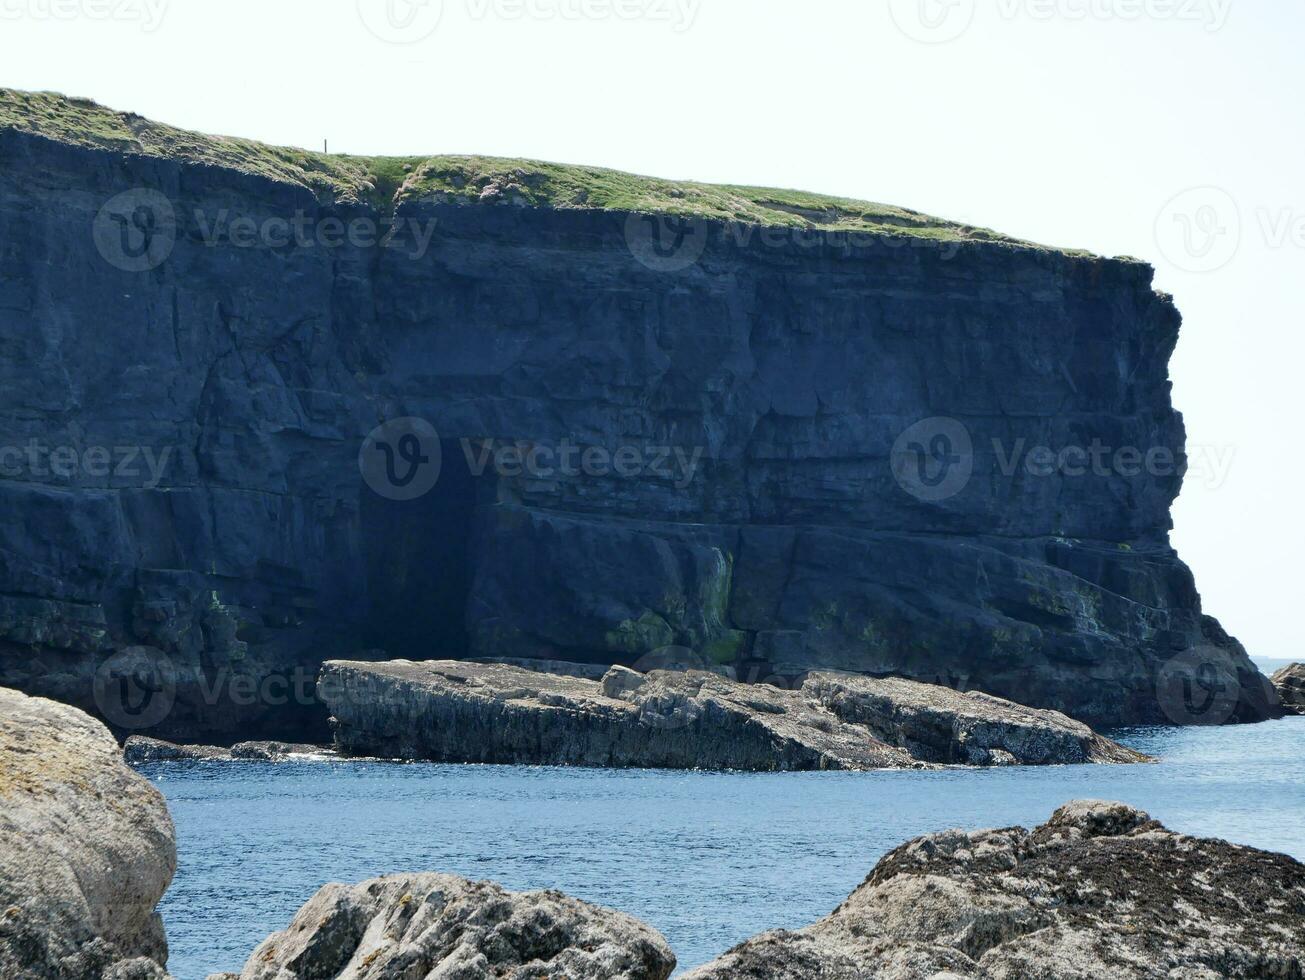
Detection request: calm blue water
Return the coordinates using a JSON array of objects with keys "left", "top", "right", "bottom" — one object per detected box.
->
[{"left": 142, "top": 712, "right": 1305, "bottom": 980}]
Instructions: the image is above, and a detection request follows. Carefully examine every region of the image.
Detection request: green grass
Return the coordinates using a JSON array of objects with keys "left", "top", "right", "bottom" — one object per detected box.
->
[{"left": 1, "top": 87, "right": 1076, "bottom": 250}]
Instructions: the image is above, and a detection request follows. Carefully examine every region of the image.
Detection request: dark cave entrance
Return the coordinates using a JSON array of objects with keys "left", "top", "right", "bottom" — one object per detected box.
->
[{"left": 361, "top": 438, "right": 484, "bottom": 659}]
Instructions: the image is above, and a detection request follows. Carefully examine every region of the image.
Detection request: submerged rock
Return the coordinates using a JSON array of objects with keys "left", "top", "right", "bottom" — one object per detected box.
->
[
  {"left": 215, "top": 872, "right": 675, "bottom": 980},
  {"left": 318, "top": 661, "right": 1147, "bottom": 770},
  {"left": 0, "top": 687, "right": 176, "bottom": 979},
  {"left": 683, "top": 800, "right": 1305, "bottom": 979},
  {"left": 1271, "top": 663, "right": 1305, "bottom": 714}
]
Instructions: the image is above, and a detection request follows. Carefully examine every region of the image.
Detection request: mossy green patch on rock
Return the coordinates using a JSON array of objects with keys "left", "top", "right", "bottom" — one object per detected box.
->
[
  {"left": 0, "top": 87, "right": 1088, "bottom": 250},
  {"left": 702, "top": 630, "right": 747, "bottom": 665},
  {"left": 604, "top": 610, "right": 676, "bottom": 656}
]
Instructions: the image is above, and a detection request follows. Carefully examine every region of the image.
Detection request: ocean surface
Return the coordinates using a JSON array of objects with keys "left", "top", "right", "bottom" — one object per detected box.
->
[{"left": 142, "top": 671, "right": 1304, "bottom": 979}]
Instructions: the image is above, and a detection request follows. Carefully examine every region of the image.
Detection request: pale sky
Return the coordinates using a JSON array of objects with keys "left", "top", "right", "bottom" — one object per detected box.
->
[{"left": 2, "top": 0, "right": 1300, "bottom": 664}]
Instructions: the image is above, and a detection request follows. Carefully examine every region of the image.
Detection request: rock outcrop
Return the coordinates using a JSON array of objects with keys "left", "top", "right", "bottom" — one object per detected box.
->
[
  {"left": 213, "top": 873, "right": 675, "bottom": 980},
  {"left": 1271, "top": 663, "right": 1305, "bottom": 714},
  {"left": 0, "top": 687, "right": 176, "bottom": 979},
  {"left": 319, "top": 661, "right": 1148, "bottom": 770},
  {"left": 0, "top": 88, "right": 1279, "bottom": 741},
  {"left": 683, "top": 800, "right": 1305, "bottom": 979},
  {"left": 122, "top": 735, "right": 330, "bottom": 764}
]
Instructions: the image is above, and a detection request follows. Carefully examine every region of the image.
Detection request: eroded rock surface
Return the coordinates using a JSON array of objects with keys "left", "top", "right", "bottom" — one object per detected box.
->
[
  {"left": 319, "top": 661, "right": 1147, "bottom": 770},
  {"left": 217, "top": 873, "right": 675, "bottom": 980},
  {"left": 683, "top": 800, "right": 1305, "bottom": 979},
  {"left": 1272, "top": 663, "right": 1305, "bottom": 714},
  {"left": 0, "top": 687, "right": 176, "bottom": 979}
]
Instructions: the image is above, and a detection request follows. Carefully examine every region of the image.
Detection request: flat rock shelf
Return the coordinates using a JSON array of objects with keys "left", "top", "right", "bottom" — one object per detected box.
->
[{"left": 318, "top": 661, "right": 1149, "bottom": 771}]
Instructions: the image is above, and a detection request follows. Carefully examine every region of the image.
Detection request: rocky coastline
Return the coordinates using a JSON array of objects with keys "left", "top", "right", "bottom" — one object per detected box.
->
[
  {"left": 318, "top": 660, "right": 1149, "bottom": 770},
  {"left": 5, "top": 685, "right": 1300, "bottom": 979},
  {"left": 1272, "top": 663, "right": 1305, "bottom": 714}
]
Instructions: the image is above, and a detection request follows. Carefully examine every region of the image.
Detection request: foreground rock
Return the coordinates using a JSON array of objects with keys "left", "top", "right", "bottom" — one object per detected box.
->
[
  {"left": 213, "top": 873, "right": 675, "bottom": 980},
  {"left": 319, "top": 661, "right": 1147, "bottom": 770},
  {"left": 1272, "top": 663, "right": 1305, "bottom": 714},
  {"left": 0, "top": 688, "right": 176, "bottom": 979},
  {"left": 123, "top": 736, "right": 331, "bottom": 764},
  {"left": 684, "top": 800, "right": 1305, "bottom": 979}
]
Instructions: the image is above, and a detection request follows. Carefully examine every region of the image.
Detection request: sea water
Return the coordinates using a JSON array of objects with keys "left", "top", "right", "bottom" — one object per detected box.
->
[{"left": 142, "top": 693, "right": 1304, "bottom": 978}]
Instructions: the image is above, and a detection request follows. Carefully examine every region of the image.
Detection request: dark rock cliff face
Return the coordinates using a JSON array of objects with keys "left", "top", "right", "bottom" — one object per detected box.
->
[{"left": 0, "top": 124, "right": 1279, "bottom": 740}]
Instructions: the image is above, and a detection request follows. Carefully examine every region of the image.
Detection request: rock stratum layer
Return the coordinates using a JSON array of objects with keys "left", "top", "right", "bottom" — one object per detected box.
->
[
  {"left": 683, "top": 800, "right": 1305, "bottom": 979},
  {"left": 0, "top": 687, "right": 176, "bottom": 979},
  {"left": 319, "top": 660, "right": 1148, "bottom": 769},
  {"left": 0, "top": 88, "right": 1280, "bottom": 740},
  {"left": 211, "top": 873, "right": 676, "bottom": 980}
]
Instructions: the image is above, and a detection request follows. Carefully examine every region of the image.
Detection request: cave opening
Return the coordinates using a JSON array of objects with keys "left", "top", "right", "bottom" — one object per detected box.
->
[{"left": 361, "top": 438, "right": 484, "bottom": 660}]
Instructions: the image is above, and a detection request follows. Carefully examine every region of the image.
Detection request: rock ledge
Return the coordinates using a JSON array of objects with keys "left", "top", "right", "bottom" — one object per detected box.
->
[{"left": 318, "top": 661, "right": 1148, "bottom": 770}]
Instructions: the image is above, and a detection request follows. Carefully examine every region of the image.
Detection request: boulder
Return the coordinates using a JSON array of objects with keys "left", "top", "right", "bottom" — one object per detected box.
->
[
  {"left": 0, "top": 687, "right": 176, "bottom": 979},
  {"left": 683, "top": 800, "right": 1305, "bottom": 979},
  {"left": 318, "top": 661, "right": 1148, "bottom": 770},
  {"left": 217, "top": 872, "right": 675, "bottom": 980},
  {"left": 1271, "top": 663, "right": 1305, "bottom": 714}
]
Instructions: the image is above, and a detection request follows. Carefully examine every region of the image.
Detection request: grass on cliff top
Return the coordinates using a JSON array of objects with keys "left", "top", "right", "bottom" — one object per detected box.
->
[{"left": 1, "top": 87, "right": 1067, "bottom": 250}]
